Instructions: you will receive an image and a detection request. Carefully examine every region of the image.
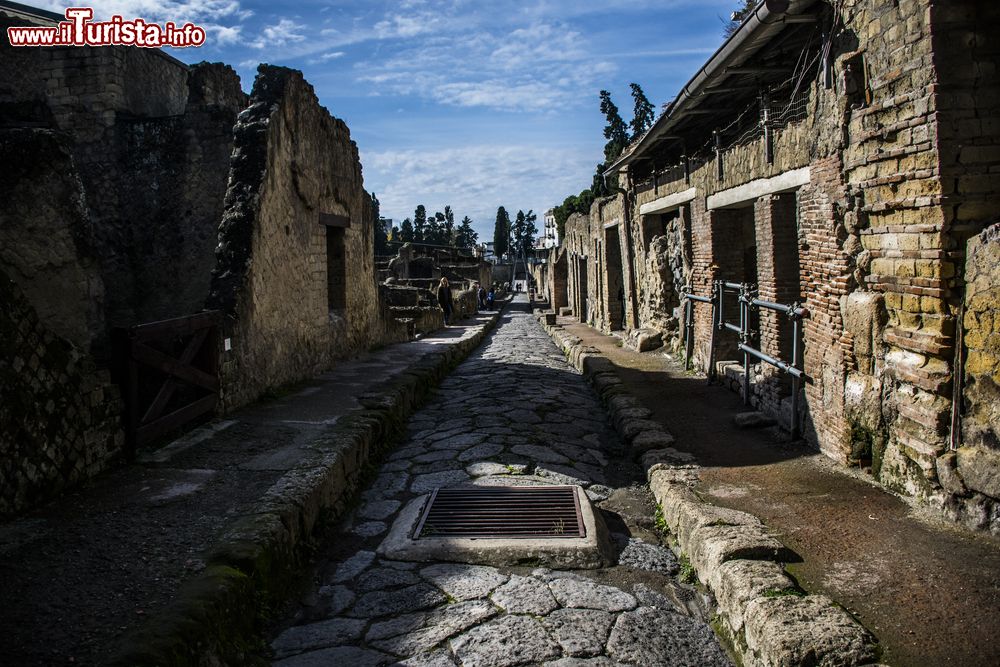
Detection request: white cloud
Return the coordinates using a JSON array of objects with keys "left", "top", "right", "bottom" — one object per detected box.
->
[
  {"left": 307, "top": 51, "right": 347, "bottom": 65},
  {"left": 373, "top": 13, "right": 438, "bottom": 39},
  {"left": 354, "top": 19, "right": 618, "bottom": 112},
  {"left": 251, "top": 18, "right": 307, "bottom": 49},
  {"left": 363, "top": 144, "right": 595, "bottom": 239},
  {"left": 210, "top": 24, "right": 242, "bottom": 45}
]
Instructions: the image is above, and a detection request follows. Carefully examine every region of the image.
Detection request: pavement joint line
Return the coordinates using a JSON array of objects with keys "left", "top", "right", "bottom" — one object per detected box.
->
[
  {"left": 536, "top": 314, "right": 881, "bottom": 667},
  {"left": 107, "top": 299, "right": 511, "bottom": 667}
]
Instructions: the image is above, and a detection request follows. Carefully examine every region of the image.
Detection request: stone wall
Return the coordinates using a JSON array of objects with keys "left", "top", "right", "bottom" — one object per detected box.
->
[
  {"left": 0, "top": 14, "right": 245, "bottom": 330},
  {"left": 0, "top": 128, "right": 105, "bottom": 352},
  {"left": 0, "top": 268, "right": 124, "bottom": 517},
  {"left": 944, "top": 224, "right": 1000, "bottom": 527},
  {"left": 208, "top": 66, "right": 380, "bottom": 411},
  {"left": 547, "top": 0, "right": 1000, "bottom": 531}
]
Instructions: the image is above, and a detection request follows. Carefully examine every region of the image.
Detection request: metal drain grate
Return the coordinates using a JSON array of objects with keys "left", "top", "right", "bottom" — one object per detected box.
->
[{"left": 414, "top": 486, "right": 585, "bottom": 539}]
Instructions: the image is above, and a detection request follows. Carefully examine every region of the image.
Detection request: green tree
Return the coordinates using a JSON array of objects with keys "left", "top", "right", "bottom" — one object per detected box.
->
[
  {"left": 600, "top": 90, "right": 630, "bottom": 162},
  {"left": 426, "top": 211, "right": 444, "bottom": 245},
  {"left": 371, "top": 192, "right": 389, "bottom": 256},
  {"left": 629, "top": 83, "right": 655, "bottom": 139},
  {"left": 523, "top": 209, "right": 538, "bottom": 255},
  {"left": 593, "top": 90, "right": 630, "bottom": 196},
  {"left": 413, "top": 205, "right": 427, "bottom": 243},
  {"left": 399, "top": 217, "right": 414, "bottom": 242},
  {"left": 511, "top": 210, "right": 526, "bottom": 256},
  {"left": 493, "top": 206, "right": 510, "bottom": 259},
  {"left": 443, "top": 205, "right": 455, "bottom": 245},
  {"left": 455, "top": 215, "right": 477, "bottom": 249},
  {"left": 552, "top": 190, "right": 595, "bottom": 242}
]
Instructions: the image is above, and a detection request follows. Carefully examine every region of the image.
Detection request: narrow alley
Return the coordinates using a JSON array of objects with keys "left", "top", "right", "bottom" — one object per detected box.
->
[{"left": 265, "top": 296, "right": 731, "bottom": 666}]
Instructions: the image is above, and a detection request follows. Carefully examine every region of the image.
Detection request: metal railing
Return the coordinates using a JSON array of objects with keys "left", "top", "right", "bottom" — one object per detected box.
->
[{"left": 681, "top": 280, "right": 809, "bottom": 438}]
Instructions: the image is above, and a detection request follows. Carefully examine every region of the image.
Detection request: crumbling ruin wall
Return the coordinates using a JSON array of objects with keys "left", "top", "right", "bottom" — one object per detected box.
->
[
  {"left": 635, "top": 209, "right": 689, "bottom": 350},
  {"left": 0, "top": 16, "right": 245, "bottom": 329},
  {"left": 0, "top": 269, "right": 124, "bottom": 518},
  {"left": 0, "top": 125, "right": 126, "bottom": 517},
  {"left": 0, "top": 128, "right": 106, "bottom": 352},
  {"left": 943, "top": 225, "right": 1000, "bottom": 527},
  {"left": 208, "top": 66, "right": 379, "bottom": 411}
]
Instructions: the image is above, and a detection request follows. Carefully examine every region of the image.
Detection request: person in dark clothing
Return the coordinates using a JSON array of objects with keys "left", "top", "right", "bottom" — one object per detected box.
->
[
  {"left": 437, "top": 277, "right": 453, "bottom": 325},
  {"left": 477, "top": 283, "right": 487, "bottom": 311},
  {"left": 486, "top": 286, "right": 495, "bottom": 310}
]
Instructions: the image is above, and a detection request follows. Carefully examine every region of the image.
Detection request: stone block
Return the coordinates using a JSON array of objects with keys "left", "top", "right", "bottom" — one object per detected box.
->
[
  {"left": 742, "top": 595, "right": 878, "bottom": 667},
  {"left": 686, "top": 524, "right": 794, "bottom": 580},
  {"left": 733, "top": 411, "right": 776, "bottom": 429},
  {"left": 956, "top": 446, "right": 1000, "bottom": 500},
  {"left": 673, "top": 500, "right": 762, "bottom": 556},
  {"left": 709, "top": 559, "right": 797, "bottom": 635},
  {"left": 630, "top": 429, "right": 676, "bottom": 455},
  {"left": 620, "top": 418, "right": 664, "bottom": 442},
  {"left": 640, "top": 447, "right": 696, "bottom": 470}
]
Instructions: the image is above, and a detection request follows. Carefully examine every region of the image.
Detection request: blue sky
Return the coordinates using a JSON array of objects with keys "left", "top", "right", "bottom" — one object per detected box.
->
[{"left": 39, "top": 1, "right": 738, "bottom": 240}]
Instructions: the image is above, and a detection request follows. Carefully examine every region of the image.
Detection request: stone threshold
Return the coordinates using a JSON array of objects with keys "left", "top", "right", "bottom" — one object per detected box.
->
[
  {"left": 537, "top": 316, "right": 881, "bottom": 667},
  {"left": 108, "top": 301, "right": 512, "bottom": 667}
]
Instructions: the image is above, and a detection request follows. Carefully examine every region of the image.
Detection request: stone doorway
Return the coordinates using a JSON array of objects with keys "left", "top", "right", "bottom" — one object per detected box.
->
[{"left": 604, "top": 225, "right": 626, "bottom": 332}]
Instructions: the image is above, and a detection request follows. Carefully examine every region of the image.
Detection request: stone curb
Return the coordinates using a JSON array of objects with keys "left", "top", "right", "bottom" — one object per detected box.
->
[
  {"left": 538, "top": 319, "right": 881, "bottom": 667},
  {"left": 109, "top": 304, "right": 510, "bottom": 667}
]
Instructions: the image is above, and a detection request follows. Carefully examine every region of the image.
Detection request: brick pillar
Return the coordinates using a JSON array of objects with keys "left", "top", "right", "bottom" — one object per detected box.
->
[
  {"left": 552, "top": 254, "right": 568, "bottom": 311},
  {"left": 753, "top": 193, "right": 802, "bottom": 414},
  {"left": 798, "top": 156, "right": 852, "bottom": 458},
  {"left": 690, "top": 198, "right": 749, "bottom": 369}
]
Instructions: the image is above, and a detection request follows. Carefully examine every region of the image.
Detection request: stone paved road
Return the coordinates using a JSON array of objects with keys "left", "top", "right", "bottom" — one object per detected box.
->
[{"left": 268, "top": 298, "right": 732, "bottom": 666}]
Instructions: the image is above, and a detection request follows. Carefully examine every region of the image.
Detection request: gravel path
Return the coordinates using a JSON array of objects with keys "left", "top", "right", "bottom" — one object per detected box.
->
[{"left": 268, "top": 298, "right": 731, "bottom": 666}]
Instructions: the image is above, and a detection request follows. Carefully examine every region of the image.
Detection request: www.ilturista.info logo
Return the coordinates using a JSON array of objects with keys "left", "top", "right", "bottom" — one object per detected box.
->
[{"left": 7, "top": 7, "right": 206, "bottom": 48}]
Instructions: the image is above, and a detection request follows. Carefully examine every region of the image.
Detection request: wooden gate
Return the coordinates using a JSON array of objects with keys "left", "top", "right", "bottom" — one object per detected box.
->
[{"left": 116, "top": 311, "right": 221, "bottom": 457}]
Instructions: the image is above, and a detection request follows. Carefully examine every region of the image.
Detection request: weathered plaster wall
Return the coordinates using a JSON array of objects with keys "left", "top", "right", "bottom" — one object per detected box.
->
[{"left": 208, "top": 66, "right": 379, "bottom": 411}]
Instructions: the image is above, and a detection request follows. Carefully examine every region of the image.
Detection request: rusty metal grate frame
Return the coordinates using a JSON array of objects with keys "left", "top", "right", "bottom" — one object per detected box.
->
[{"left": 413, "top": 486, "right": 586, "bottom": 539}]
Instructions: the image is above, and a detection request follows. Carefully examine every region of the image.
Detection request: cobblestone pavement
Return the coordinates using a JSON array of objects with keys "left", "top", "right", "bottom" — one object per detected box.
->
[{"left": 267, "top": 298, "right": 732, "bottom": 666}]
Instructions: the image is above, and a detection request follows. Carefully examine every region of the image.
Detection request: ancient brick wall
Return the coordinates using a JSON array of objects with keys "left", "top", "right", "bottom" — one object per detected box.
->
[
  {"left": 798, "top": 155, "right": 853, "bottom": 461},
  {"left": 208, "top": 66, "right": 379, "bottom": 411},
  {"left": 549, "top": 0, "right": 1000, "bottom": 530},
  {"left": 0, "top": 268, "right": 124, "bottom": 517},
  {"left": 550, "top": 250, "right": 569, "bottom": 312}
]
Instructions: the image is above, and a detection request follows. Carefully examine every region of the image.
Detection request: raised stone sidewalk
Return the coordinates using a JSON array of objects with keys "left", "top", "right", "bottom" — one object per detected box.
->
[
  {"left": 1, "top": 304, "right": 507, "bottom": 666},
  {"left": 539, "top": 318, "right": 880, "bottom": 667}
]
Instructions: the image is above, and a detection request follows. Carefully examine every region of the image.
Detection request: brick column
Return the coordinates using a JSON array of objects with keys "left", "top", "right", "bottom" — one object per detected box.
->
[
  {"left": 753, "top": 193, "right": 802, "bottom": 414},
  {"left": 798, "top": 156, "right": 852, "bottom": 458}
]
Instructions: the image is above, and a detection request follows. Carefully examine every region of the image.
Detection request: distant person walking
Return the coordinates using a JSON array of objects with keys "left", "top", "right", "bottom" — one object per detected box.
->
[
  {"left": 477, "top": 283, "right": 487, "bottom": 311},
  {"left": 437, "top": 277, "right": 453, "bottom": 326},
  {"left": 486, "top": 286, "right": 495, "bottom": 310}
]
